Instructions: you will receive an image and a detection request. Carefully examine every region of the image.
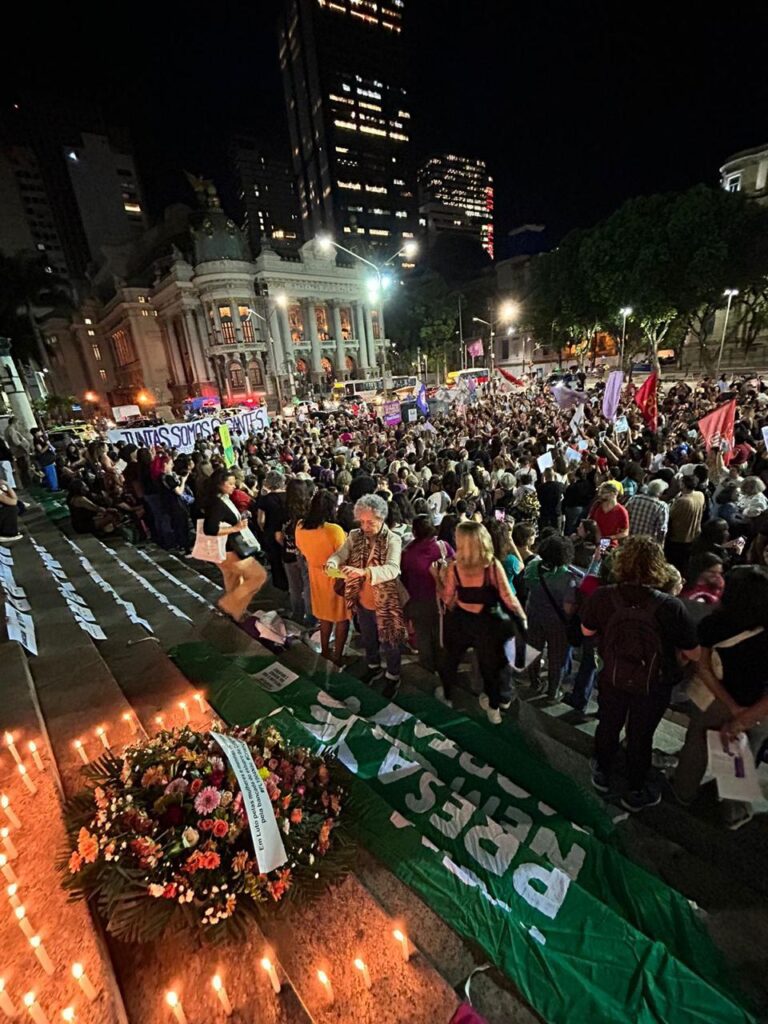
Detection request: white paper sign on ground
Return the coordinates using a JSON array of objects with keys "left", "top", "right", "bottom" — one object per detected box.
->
[
  {"left": 5, "top": 604, "right": 37, "bottom": 655},
  {"left": 0, "top": 546, "right": 13, "bottom": 564},
  {"left": 6, "top": 593, "right": 31, "bottom": 613},
  {"left": 252, "top": 662, "right": 299, "bottom": 692},
  {"left": 706, "top": 730, "right": 762, "bottom": 802},
  {"left": 504, "top": 639, "right": 541, "bottom": 669},
  {"left": 211, "top": 732, "right": 288, "bottom": 873}
]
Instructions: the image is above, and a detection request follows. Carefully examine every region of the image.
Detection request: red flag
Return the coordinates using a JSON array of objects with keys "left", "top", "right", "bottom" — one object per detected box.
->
[
  {"left": 633, "top": 373, "right": 658, "bottom": 431},
  {"left": 497, "top": 367, "right": 525, "bottom": 386},
  {"left": 698, "top": 399, "right": 736, "bottom": 464}
]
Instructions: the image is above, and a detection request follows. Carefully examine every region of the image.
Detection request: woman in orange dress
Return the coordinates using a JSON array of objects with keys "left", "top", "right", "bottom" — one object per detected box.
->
[{"left": 296, "top": 489, "right": 351, "bottom": 665}]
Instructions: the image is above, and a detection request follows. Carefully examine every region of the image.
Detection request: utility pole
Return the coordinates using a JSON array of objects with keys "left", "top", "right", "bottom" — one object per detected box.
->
[{"left": 457, "top": 295, "right": 465, "bottom": 370}]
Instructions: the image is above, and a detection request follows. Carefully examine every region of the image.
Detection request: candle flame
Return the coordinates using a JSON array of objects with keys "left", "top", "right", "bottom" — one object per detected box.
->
[
  {"left": 260, "top": 957, "right": 273, "bottom": 970},
  {"left": 15, "top": 905, "right": 25, "bottom": 920},
  {"left": 317, "top": 970, "right": 329, "bottom": 985},
  {"left": 4, "top": 733, "right": 13, "bottom": 745},
  {"left": 393, "top": 928, "right": 405, "bottom": 942},
  {"left": 17, "top": 765, "right": 26, "bottom": 776},
  {"left": 166, "top": 991, "right": 179, "bottom": 1007},
  {"left": 7, "top": 883, "right": 17, "bottom": 896},
  {"left": 95, "top": 727, "right": 104, "bottom": 736},
  {"left": 0, "top": 795, "right": 8, "bottom": 808},
  {"left": 23, "top": 992, "right": 35, "bottom": 1008},
  {"left": 30, "top": 935, "right": 41, "bottom": 949},
  {"left": 212, "top": 975, "right": 223, "bottom": 991},
  {"left": 62, "top": 1009, "right": 76, "bottom": 1022},
  {"left": 354, "top": 958, "right": 366, "bottom": 970},
  {"left": 72, "top": 962, "right": 84, "bottom": 979},
  {"left": 73, "top": 739, "right": 83, "bottom": 748},
  {"left": 28, "top": 742, "right": 37, "bottom": 753}
]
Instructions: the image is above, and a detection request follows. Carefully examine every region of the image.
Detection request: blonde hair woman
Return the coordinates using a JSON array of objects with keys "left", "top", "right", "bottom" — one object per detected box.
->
[{"left": 436, "top": 522, "right": 528, "bottom": 724}]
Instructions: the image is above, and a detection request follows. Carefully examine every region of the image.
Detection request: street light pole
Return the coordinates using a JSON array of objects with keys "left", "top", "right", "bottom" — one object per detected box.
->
[
  {"left": 245, "top": 309, "right": 283, "bottom": 409},
  {"left": 619, "top": 306, "right": 632, "bottom": 368},
  {"left": 717, "top": 289, "right": 739, "bottom": 375}
]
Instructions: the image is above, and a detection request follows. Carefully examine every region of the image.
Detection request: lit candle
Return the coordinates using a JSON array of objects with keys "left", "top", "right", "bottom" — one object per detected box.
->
[
  {"left": 165, "top": 991, "right": 187, "bottom": 1024},
  {"left": 1, "top": 794, "right": 21, "bottom": 829},
  {"left": 27, "top": 744, "right": 44, "bottom": 772},
  {"left": 260, "top": 958, "right": 281, "bottom": 994},
  {"left": 73, "top": 741, "right": 88, "bottom": 765},
  {"left": 17, "top": 766, "right": 36, "bottom": 796},
  {"left": 15, "top": 906, "right": 34, "bottom": 939},
  {"left": 0, "top": 978, "right": 16, "bottom": 1018},
  {"left": 211, "top": 975, "right": 232, "bottom": 1016},
  {"left": 178, "top": 702, "right": 190, "bottom": 724},
  {"left": 122, "top": 712, "right": 139, "bottom": 735},
  {"left": 2, "top": 828, "right": 18, "bottom": 859},
  {"left": 7, "top": 883, "right": 21, "bottom": 909},
  {"left": 354, "top": 958, "right": 372, "bottom": 989},
  {"left": 61, "top": 1009, "right": 76, "bottom": 1022},
  {"left": 393, "top": 928, "right": 410, "bottom": 962},
  {"left": 0, "top": 854, "right": 18, "bottom": 884},
  {"left": 317, "top": 970, "right": 334, "bottom": 1005},
  {"left": 71, "top": 965, "right": 96, "bottom": 1002},
  {"left": 4, "top": 733, "right": 21, "bottom": 766},
  {"left": 23, "top": 992, "right": 49, "bottom": 1024},
  {"left": 154, "top": 715, "right": 165, "bottom": 731},
  {"left": 193, "top": 692, "right": 206, "bottom": 713},
  {"left": 29, "top": 937, "right": 54, "bottom": 976},
  {"left": 95, "top": 727, "right": 109, "bottom": 750}
]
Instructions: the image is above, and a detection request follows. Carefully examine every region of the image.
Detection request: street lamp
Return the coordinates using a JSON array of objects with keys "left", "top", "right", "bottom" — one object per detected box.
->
[
  {"left": 619, "top": 307, "right": 633, "bottom": 368},
  {"left": 244, "top": 307, "right": 284, "bottom": 408},
  {"left": 472, "top": 301, "right": 519, "bottom": 372},
  {"left": 717, "top": 289, "right": 739, "bottom": 374}
]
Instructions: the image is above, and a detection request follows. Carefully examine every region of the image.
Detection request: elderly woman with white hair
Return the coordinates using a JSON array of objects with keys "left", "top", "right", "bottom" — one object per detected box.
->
[
  {"left": 325, "top": 493, "right": 407, "bottom": 697},
  {"left": 738, "top": 476, "right": 768, "bottom": 518}
]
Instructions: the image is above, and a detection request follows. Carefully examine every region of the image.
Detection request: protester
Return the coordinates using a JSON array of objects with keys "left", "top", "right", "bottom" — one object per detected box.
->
[
  {"left": 0, "top": 468, "right": 22, "bottom": 542},
  {"left": 4, "top": 417, "right": 32, "bottom": 487},
  {"left": 326, "top": 494, "right": 407, "bottom": 697},
  {"left": 589, "top": 481, "right": 629, "bottom": 544},
  {"left": 524, "top": 534, "right": 581, "bottom": 700},
  {"left": 401, "top": 514, "right": 454, "bottom": 677},
  {"left": 202, "top": 468, "right": 267, "bottom": 622},
  {"left": 281, "top": 478, "right": 315, "bottom": 626},
  {"left": 582, "top": 536, "right": 700, "bottom": 812},
  {"left": 436, "top": 521, "right": 528, "bottom": 722},
  {"left": 626, "top": 479, "right": 669, "bottom": 542},
  {"left": 680, "top": 552, "right": 725, "bottom": 604},
  {"left": 665, "top": 474, "right": 706, "bottom": 571},
  {"left": 672, "top": 566, "right": 768, "bottom": 829}
]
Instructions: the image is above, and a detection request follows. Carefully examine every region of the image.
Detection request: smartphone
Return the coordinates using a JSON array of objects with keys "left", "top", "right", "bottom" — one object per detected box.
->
[
  {"left": 494, "top": 509, "right": 506, "bottom": 522},
  {"left": 599, "top": 538, "right": 610, "bottom": 550},
  {"left": 337, "top": 493, "right": 343, "bottom": 507}
]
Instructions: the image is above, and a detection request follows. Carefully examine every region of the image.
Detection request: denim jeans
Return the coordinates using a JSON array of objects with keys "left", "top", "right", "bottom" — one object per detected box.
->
[
  {"left": 42, "top": 463, "right": 58, "bottom": 490},
  {"left": 567, "top": 637, "right": 597, "bottom": 710},
  {"left": 357, "top": 604, "right": 401, "bottom": 679}
]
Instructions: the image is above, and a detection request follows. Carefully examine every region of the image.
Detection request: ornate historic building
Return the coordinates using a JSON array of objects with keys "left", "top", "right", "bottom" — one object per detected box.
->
[{"left": 42, "top": 181, "right": 389, "bottom": 414}]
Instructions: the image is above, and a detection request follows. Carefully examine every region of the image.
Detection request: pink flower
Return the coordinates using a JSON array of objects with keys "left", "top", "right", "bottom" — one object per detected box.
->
[
  {"left": 165, "top": 778, "right": 189, "bottom": 796},
  {"left": 194, "top": 786, "right": 221, "bottom": 815}
]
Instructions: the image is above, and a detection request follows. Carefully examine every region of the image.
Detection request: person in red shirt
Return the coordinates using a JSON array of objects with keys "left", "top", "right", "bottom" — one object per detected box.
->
[{"left": 589, "top": 482, "right": 629, "bottom": 544}]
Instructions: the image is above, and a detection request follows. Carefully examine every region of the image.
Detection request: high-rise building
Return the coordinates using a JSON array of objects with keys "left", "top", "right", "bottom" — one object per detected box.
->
[
  {"left": 418, "top": 153, "right": 494, "bottom": 259},
  {"left": 278, "top": 0, "right": 417, "bottom": 258},
  {"left": 229, "top": 134, "right": 301, "bottom": 253},
  {"left": 0, "top": 96, "right": 145, "bottom": 288}
]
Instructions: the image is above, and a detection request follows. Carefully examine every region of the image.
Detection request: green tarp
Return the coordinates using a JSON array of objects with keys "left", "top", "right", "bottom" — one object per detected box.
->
[{"left": 171, "top": 641, "right": 754, "bottom": 1024}]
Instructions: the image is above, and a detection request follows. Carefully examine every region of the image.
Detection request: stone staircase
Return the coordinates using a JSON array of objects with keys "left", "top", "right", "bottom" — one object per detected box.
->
[{"left": 2, "top": 500, "right": 768, "bottom": 1020}]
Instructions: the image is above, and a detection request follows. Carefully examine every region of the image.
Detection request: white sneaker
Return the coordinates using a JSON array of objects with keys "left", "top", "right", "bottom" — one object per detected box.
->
[
  {"left": 478, "top": 694, "right": 490, "bottom": 712},
  {"left": 0, "top": 534, "right": 23, "bottom": 544},
  {"left": 486, "top": 706, "right": 502, "bottom": 726}
]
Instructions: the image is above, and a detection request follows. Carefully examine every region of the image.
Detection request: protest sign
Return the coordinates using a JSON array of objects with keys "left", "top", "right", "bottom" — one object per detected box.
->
[
  {"left": 382, "top": 400, "right": 402, "bottom": 426},
  {"left": 107, "top": 407, "right": 270, "bottom": 454}
]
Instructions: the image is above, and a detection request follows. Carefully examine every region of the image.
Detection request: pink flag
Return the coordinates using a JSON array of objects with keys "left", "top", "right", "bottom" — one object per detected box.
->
[
  {"left": 602, "top": 370, "right": 624, "bottom": 421},
  {"left": 466, "top": 338, "right": 484, "bottom": 358}
]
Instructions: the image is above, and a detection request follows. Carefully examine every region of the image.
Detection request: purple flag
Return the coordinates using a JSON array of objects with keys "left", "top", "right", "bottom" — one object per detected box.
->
[{"left": 602, "top": 370, "right": 624, "bottom": 421}]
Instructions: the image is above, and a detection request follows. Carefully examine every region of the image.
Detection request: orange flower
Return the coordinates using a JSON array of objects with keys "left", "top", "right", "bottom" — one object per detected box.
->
[
  {"left": 77, "top": 827, "right": 99, "bottom": 864},
  {"left": 212, "top": 820, "right": 228, "bottom": 838},
  {"left": 203, "top": 852, "right": 221, "bottom": 870},
  {"left": 290, "top": 808, "right": 302, "bottom": 824},
  {"left": 69, "top": 851, "right": 83, "bottom": 873}
]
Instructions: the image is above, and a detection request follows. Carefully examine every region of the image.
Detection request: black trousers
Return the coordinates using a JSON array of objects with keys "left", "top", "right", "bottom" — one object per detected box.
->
[
  {"left": 439, "top": 608, "right": 527, "bottom": 709},
  {"left": 594, "top": 681, "right": 670, "bottom": 791}
]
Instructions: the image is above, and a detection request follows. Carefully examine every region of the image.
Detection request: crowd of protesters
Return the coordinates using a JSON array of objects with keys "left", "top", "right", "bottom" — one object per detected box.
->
[{"left": 3, "top": 367, "right": 768, "bottom": 826}]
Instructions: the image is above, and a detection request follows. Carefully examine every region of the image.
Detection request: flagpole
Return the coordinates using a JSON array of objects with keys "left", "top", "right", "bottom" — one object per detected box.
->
[{"left": 458, "top": 296, "right": 465, "bottom": 370}]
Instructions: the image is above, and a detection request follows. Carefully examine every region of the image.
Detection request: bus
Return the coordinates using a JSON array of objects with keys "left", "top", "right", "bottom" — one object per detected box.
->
[
  {"left": 332, "top": 375, "right": 417, "bottom": 401},
  {"left": 446, "top": 367, "right": 491, "bottom": 387}
]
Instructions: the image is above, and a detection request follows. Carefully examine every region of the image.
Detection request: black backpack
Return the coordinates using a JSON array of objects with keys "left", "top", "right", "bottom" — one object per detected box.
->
[{"left": 600, "top": 586, "right": 668, "bottom": 695}]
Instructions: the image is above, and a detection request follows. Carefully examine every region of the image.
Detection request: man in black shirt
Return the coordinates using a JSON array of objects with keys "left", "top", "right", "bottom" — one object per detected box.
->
[{"left": 582, "top": 536, "right": 700, "bottom": 812}]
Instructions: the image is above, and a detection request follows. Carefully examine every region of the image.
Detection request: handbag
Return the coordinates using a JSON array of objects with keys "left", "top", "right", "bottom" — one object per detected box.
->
[
  {"left": 231, "top": 524, "right": 260, "bottom": 560},
  {"left": 191, "top": 520, "right": 227, "bottom": 564},
  {"left": 539, "top": 566, "right": 582, "bottom": 646}
]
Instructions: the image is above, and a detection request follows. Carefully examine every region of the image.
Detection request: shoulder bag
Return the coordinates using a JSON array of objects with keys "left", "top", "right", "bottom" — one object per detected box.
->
[{"left": 539, "top": 566, "right": 582, "bottom": 647}]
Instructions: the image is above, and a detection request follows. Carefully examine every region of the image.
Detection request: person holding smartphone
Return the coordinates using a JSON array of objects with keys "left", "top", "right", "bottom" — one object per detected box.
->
[{"left": 203, "top": 469, "right": 267, "bottom": 622}]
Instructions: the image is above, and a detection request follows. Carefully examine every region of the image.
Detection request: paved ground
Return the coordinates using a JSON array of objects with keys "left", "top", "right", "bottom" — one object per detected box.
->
[{"left": 3, "top": 499, "right": 768, "bottom": 1022}]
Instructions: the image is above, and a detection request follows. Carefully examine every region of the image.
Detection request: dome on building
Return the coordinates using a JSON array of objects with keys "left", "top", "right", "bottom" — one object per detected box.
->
[{"left": 186, "top": 173, "right": 251, "bottom": 265}]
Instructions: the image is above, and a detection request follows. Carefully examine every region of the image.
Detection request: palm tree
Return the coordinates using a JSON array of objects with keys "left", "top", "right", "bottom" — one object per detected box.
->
[{"left": 0, "top": 252, "right": 71, "bottom": 367}]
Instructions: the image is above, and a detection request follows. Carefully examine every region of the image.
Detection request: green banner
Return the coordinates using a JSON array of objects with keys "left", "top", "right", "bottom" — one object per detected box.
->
[
  {"left": 172, "top": 642, "right": 754, "bottom": 1024},
  {"left": 218, "top": 424, "right": 236, "bottom": 468}
]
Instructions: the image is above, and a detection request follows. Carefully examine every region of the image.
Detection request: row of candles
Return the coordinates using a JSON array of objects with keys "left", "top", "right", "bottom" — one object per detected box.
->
[
  {"left": 69, "top": 693, "right": 209, "bottom": 764},
  {"left": 1, "top": 733, "right": 101, "bottom": 1022},
  {"left": 164, "top": 931, "right": 411, "bottom": 1022}
]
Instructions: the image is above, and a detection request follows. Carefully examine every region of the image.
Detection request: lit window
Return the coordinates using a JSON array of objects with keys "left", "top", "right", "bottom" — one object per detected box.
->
[
  {"left": 369, "top": 228, "right": 390, "bottom": 236},
  {"left": 336, "top": 146, "right": 349, "bottom": 154},
  {"left": 141, "top": 309, "right": 149, "bottom": 317},
  {"left": 84, "top": 317, "right": 92, "bottom": 325},
  {"left": 395, "top": 210, "right": 407, "bottom": 217},
  {"left": 36, "top": 242, "right": 45, "bottom": 251},
  {"left": 92, "top": 344, "right": 102, "bottom": 360},
  {"left": 726, "top": 174, "right": 741, "bottom": 193},
  {"left": 124, "top": 202, "right": 142, "bottom": 214},
  {"left": 360, "top": 125, "right": 386, "bottom": 136},
  {"left": 389, "top": 132, "right": 408, "bottom": 142},
  {"left": 67, "top": 151, "right": 78, "bottom": 162},
  {"left": 87, "top": 329, "right": 95, "bottom": 336},
  {"left": 367, "top": 184, "right": 387, "bottom": 194},
  {"left": 99, "top": 369, "right": 107, "bottom": 381},
  {"left": 338, "top": 180, "right": 362, "bottom": 190},
  {"left": 393, "top": 179, "right": 404, "bottom": 186},
  {"left": 334, "top": 120, "right": 357, "bottom": 132}
]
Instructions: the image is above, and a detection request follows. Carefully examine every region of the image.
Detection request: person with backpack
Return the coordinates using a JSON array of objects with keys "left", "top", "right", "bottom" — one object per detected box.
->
[{"left": 581, "top": 536, "right": 700, "bottom": 812}]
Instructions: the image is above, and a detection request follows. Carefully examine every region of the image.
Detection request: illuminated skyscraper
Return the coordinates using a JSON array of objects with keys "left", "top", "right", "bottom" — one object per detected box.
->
[
  {"left": 417, "top": 153, "right": 494, "bottom": 258},
  {"left": 278, "top": 0, "right": 417, "bottom": 257}
]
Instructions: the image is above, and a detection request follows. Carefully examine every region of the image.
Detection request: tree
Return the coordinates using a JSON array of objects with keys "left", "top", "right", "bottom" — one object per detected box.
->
[
  {"left": 0, "top": 252, "right": 71, "bottom": 366},
  {"left": 386, "top": 271, "right": 463, "bottom": 375}
]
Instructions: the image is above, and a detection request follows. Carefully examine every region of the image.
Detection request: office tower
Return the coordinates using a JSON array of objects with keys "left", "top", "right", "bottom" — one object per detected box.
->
[
  {"left": 0, "top": 96, "right": 145, "bottom": 287},
  {"left": 418, "top": 153, "right": 494, "bottom": 258},
  {"left": 278, "top": 0, "right": 417, "bottom": 257},
  {"left": 229, "top": 134, "right": 301, "bottom": 253}
]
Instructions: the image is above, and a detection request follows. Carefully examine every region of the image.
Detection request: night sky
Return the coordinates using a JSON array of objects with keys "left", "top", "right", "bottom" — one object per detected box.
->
[{"left": 3, "top": 1, "right": 767, "bottom": 244}]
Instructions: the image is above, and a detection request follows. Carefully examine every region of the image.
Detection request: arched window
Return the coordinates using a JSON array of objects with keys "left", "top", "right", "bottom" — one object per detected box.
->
[
  {"left": 345, "top": 355, "right": 356, "bottom": 372},
  {"left": 295, "top": 358, "right": 308, "bottom": 375},
  {"left": 228, "top": 361, "right": 245, "bottom": 389},
  {"left": 321, "top": 356, "right": 333, "bottom": 377},
  {"left": 248, "top": 360, "right": 264, "bottom": 387}
]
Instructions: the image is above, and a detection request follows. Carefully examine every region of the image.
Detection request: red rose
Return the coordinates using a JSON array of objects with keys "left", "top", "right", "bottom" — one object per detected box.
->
[
  {"left": 213, "top": 820, "right": 228, "bottom": 838},
  {"left": 290, "top": 809, "right": 302, "bottom": 824},
  {"left": 199, "top": 818, "right": 215, "bottom": 832},
  {"left": 189, "top": 779, "right": 203, "bottom": 796}
]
